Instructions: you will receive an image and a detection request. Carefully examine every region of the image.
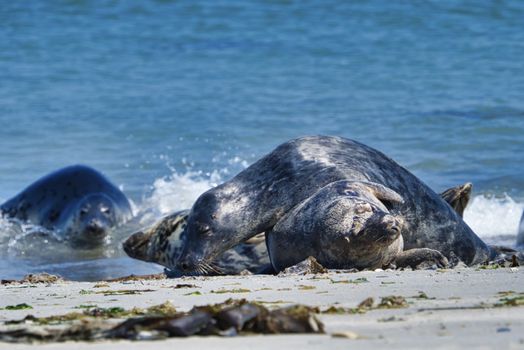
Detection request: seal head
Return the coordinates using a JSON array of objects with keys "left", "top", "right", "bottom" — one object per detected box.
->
[
  {"left": 177, "top": 190, "right": 243, "bottom": 272},
  {"left": 64, "top": 193, "right": 121, "bottom": 248},
  {"left": 0, "top": 165, "right": 133, "bottom": 249}
]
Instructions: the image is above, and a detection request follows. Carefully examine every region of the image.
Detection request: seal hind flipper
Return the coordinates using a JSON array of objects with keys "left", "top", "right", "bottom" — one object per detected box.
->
[{"left": 440, "top": 183, "right": 472, "bottom": 218}]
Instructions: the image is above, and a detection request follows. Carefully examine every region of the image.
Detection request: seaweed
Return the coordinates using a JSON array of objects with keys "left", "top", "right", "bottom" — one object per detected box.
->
[
  {"left": 330, "top": 277, "right": 368, "bottom": 284},
  {"left": 211, "top": 288, "right": 251, "bottom": 294},
  {"left": 377, "top": 296, "right": 408, "bottom": 309},
  {"left": 322, "top": 297, "right": 374, "bottom": 314},
  {"left": 3, "top": 304, "right": 33, "bottom": 310},
  {"left": 281, "top": 257, "right": 327, "bottom": 275},
  {"left": 184, "top": 291, "right": 202, "bottom": 296},
  {"left": 411, "top": 291, "right": 435, "bottom": 300},
  {"left": 321, "top": 295, "right": 407, "bottom": 314},
  {"left": 298, "top": 285, "right": 316, "bottom": 290},
  {"left": 496, "top": 294, "right": 524, "bottom": 307},
  {"left": 104, "top": 273, "right": 166, "bottom": 282},
  {"left": 1, "top": 274, "right": 63, "bottom": 285},
  {"left": 173, "top": 284, "right": 198, "bottom": 289},
  {"left": 0, "top": 299, "right": 324, "bottom": 343},
  {"left": 79, "top": 289, "right": 156, "bottom": 296}
]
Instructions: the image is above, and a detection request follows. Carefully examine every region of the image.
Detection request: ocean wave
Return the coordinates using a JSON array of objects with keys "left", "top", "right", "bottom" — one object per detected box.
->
[
  {"left": 138, "top": 170, "right": 222, "bottom": 218},
  {"left": 464, "top": 194, "right": 524, "bottom": 238}
]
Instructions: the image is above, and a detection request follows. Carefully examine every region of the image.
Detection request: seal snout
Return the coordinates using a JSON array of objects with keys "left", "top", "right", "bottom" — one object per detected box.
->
[
  {"left": 178, "top": 257, "right": 197, "bottom": 272},
  {"left": 85, "top": 219, "right": 107, "bottom": 237}
]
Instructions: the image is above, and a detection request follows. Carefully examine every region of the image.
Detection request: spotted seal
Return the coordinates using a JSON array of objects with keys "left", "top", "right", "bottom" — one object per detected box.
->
[
  {"left": 123, "top": 210, "right": 269, "bottom": 275},
  {"left": 0, "top": 165, "right": 132, "bottom": 248},
  {"left": 176, "top": 136, "right": 494, "bottom": 273}
]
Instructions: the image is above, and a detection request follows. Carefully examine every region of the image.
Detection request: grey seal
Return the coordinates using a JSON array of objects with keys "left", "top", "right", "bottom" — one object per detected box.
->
[
  {"left": 1, "top": 165, "right": 132, "bottom": 248},
  {"left": 267, "top": 180, "right": 448, "bottom": 271},
  {"left": 123, "top": 182, "right": 470, "bottom": 274},
  {"left": 123, "top": 210, "right": 269, "bottom": 275},
  {"left": 176, "top": 136, "right": 493, "bottom": 273}
]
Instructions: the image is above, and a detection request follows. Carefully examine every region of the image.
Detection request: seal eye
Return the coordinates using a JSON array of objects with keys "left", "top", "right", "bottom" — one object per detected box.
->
[
  {"left": 80, "top": 208, "right": 89, "bottom": 216},
  {"left": 101, "top": 207, "right": 111, "bottom": 215}
]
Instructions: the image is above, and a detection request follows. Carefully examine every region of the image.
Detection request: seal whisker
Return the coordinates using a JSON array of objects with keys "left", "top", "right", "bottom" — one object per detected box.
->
[
  {"left": 201, "top": 262, "right": 211, "bottom": 274},
  {"left": 198, "top": 264, "right": 207, "bottom": 275},
  {"left": 208, "top": 262, "right": 224, "bottom": 275}
]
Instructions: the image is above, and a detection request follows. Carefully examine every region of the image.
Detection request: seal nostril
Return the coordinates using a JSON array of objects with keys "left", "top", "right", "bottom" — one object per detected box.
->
[{"left": 387, "top": 223, "right": 401, "bottom": 236}]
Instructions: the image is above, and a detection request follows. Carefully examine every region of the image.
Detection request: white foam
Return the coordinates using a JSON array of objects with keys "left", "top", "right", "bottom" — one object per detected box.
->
[
  {"left": 140, "top": 170, "right": 223, "bottom": 217},
  {"left": 463, "top": 194, "right": 524, "bottom": 238}
]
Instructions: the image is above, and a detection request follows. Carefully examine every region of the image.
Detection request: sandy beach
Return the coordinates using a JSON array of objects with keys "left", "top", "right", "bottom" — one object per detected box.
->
[{"left": 1, "top": 267, "right": 523, "bottom": 349}]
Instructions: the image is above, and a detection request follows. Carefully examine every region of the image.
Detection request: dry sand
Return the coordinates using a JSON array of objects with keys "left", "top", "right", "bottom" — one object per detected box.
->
[{"left": 1, "top": 267, "right": 523, "bottom": 349}]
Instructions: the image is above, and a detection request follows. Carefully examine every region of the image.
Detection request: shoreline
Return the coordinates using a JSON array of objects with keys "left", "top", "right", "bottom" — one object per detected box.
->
[{"left": 1, "top": 267, "right": 523, "bottom": 349}]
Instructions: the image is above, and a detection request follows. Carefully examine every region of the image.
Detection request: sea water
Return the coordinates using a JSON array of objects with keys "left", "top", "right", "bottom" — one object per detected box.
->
[{"left": 0, "top": 1, "right": 523, "bottom": 280}]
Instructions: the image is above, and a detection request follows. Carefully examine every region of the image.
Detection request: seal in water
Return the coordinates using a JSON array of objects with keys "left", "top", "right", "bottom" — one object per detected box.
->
[
  {"left": 176, "top": 136, "right": 494, "bottom": 273},
  {"left": 123, "top": 210, "right": 270, "bottom": 275},
  {"left": 0, "top": 165, "right": 132, "bottom": 248},
  {"left": 122, "top": 183, "right": 464, "bottom": 275}
]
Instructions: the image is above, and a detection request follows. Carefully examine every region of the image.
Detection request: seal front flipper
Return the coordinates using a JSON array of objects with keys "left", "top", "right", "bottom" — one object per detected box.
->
[
  {"left": 394, "top": 248, "right": 449, "bottom": 269},
  {"left": 440, "top": 183, "right": 472, "bottom": 218}
]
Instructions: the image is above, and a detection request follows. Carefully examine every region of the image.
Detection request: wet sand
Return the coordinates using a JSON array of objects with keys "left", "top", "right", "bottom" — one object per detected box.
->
[{"left": 1, "top": 267, "right": 523, "bottom": 349}]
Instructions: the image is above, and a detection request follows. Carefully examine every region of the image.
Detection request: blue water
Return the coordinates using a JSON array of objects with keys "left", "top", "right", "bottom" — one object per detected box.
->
[{"left": 1, "top": 1, "right": 523, "bottom": 280}]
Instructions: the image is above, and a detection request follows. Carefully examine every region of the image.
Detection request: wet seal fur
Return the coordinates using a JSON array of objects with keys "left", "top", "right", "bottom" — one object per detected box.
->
[
  {"left": 0, "top": 165, "right": 132, "bottom": 248},
  {"left": 177, "top": 136, "right": 494, "bottom": 273},
  {"left": 123, "top": 210, "right": 270, "bottom": 276}
]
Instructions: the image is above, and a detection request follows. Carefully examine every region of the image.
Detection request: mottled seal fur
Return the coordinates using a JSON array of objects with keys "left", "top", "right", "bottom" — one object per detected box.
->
[
  {"left": 123, "top": 210, "right": 269, "bottom": 275},
  {"left": 0, "top": 165, "right": 132, "bottom": 248},
  {"left": 177, "top": 136, "right": 493, "bottom": 273}
]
